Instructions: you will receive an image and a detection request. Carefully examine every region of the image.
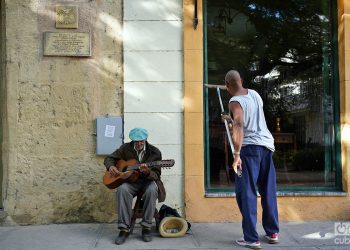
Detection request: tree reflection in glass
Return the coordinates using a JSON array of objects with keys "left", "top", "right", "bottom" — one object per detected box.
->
[{"left": 205, "top": 0, "right": 339, "bottom": 190}]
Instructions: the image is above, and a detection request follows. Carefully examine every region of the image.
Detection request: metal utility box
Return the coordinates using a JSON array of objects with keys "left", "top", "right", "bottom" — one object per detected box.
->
[{"left": 96, "top": 115, "right": 123, "bottom": 155}]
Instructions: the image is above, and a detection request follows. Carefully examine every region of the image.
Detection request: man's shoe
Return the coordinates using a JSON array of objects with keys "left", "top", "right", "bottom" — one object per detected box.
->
[
  {"left": 265, "top": 233, "right": 279, "bottom": 244},
  {"left": 236, "top": 238, "right": 262, "bottom": 249},
  {"left": 142, "top": 228, "right": 153, "bottom": 242},
  {"left": 115, "top": 230, "right": 129, "bottom": 245}
]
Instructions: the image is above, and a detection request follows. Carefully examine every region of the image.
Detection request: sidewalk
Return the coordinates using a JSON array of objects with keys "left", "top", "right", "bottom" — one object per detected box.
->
[{"left": 0, "top": 221, "right": 348, "bottom": 249}]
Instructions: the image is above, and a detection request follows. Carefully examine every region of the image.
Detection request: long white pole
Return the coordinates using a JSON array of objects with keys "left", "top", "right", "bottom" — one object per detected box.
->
[
  {"left": 207, "top": 85, "right": 241, "bottom": 177},
  {"left": 216, "top": 87, "right": 235, "bottom": 155}
]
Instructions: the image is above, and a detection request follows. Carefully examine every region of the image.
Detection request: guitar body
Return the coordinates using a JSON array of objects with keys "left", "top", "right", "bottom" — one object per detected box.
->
[
  {"left": 103, "top": 158, "right": 175, "bottom": 189},
  {"left": 103, "top": 159, "right": 140, "bottom": 189}
]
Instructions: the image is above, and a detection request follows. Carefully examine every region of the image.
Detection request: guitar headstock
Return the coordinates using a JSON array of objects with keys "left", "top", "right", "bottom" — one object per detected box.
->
[{"left": 159, "top": 159, "right": 175, "bottom": 168}]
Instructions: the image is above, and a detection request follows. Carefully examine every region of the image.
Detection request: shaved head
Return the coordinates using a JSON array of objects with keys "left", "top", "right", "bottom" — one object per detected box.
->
[{"left": 225, "top": 70, "right": 242, "bottom": 87}]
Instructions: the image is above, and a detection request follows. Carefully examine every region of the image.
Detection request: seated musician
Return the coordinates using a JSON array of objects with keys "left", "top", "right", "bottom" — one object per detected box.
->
[{"left": 104, "top": 127, "right": 166, "bottom": 245}]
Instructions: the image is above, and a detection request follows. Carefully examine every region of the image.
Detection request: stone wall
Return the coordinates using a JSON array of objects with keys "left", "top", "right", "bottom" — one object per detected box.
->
[
  {"left": 0, "top": 0, "right": 5, "bottom": 209},
  {"left": 2, "top": 0, "right": 123, "bottom": 224}
]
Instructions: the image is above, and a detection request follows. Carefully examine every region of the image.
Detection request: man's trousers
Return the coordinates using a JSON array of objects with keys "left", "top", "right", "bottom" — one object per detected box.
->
[
  {"left": 116, "top": 180, "right": 158, "bottom": 230},
  {"left": 235, "top": 145, "right": 279, "bottom": 242}
]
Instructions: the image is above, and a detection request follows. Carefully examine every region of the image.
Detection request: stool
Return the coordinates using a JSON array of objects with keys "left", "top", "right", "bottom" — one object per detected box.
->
[{"left": 129, "top": 192, "right": 160, "bottom": 234}]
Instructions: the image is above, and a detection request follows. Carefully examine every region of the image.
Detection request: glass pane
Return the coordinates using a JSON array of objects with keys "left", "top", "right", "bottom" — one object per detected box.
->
[{"left": 205, "top": 0, "right": 338, "bottom": 190}]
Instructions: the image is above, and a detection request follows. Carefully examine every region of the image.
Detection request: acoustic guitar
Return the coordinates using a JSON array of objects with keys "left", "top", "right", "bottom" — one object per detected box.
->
[{"left": 103, "top": 159, "right": 175, "bottom": 189}]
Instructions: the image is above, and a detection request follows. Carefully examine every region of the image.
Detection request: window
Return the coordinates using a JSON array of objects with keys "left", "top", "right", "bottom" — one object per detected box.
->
[{"left": 204, "top": 0, "right": 341, "bottom": 192}]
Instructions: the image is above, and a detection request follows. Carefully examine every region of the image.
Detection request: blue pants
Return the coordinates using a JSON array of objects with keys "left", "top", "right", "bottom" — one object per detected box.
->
[{"left": 235, "top": 145, "right": 279, "bottom": 242}]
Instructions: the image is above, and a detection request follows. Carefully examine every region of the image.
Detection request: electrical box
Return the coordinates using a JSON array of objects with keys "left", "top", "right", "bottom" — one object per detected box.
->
[{"left": 96, "top": 115, "right": 123, "bottom": 155}]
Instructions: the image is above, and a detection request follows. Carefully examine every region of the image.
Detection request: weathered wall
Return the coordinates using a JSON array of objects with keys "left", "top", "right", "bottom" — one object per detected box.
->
[
  {"left": 0, "top": 0, "right": 5, "bottom": 209},
  {"left": 123, "top": 0, "right": 184, "bottom": 212},
  {"left": 2, "top": 0, "right": 123, "bottom": 224}
]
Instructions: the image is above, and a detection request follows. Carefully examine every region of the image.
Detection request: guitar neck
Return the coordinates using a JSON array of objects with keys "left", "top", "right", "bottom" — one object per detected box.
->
[{"left": 126, "top": 161, "right": 159, "bottom": 171}]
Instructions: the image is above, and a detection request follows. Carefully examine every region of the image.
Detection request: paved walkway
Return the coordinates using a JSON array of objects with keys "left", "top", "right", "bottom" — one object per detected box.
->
[{"left": 0, "top": 221, "right": 348, "bottom": 249}]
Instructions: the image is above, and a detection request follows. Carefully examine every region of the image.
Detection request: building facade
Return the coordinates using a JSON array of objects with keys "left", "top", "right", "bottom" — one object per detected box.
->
[{"left": 1, "top": 0, "right": 350, "bottom": 225}]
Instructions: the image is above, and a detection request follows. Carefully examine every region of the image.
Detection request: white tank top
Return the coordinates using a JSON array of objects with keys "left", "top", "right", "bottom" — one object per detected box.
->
[{"left": 229, "top": 89, "right": 275, "bottom": 151}]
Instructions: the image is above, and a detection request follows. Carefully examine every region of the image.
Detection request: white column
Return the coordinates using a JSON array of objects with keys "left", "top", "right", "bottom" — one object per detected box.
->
[{"left": 123, "top": 0, "right": 184, "bottom": 211}]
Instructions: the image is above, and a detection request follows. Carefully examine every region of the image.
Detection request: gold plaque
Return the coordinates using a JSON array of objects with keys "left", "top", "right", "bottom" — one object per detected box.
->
[
  {"left": 56, "top": 5, "right": 78, "bottom": 29},
  {"left": 43, "top": 32, "right": 91, "bottom": 57}
]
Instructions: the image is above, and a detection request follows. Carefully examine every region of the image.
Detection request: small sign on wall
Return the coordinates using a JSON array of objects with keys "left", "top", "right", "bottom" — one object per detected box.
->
[
  {"left": 56, "top": 5, "right": 78, "bottom": 29},
  {"left": 43, "top": 32, "right": 91, "bottom": 57},
  {"left": 96, "top": 115, "right": 123, "bottom": 155}
]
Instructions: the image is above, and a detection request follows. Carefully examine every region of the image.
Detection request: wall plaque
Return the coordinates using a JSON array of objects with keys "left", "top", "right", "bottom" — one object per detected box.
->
[
  {"left": 43, "top": 32, "right": 91, "bottom": 57},
  {"left": 56, "top": 5, "right": 78, "bottom": 29}
]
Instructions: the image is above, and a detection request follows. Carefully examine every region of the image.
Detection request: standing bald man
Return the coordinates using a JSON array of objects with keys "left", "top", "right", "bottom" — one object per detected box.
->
[{"left": 224, "top": 70, "right": 279, "bottom": 249}]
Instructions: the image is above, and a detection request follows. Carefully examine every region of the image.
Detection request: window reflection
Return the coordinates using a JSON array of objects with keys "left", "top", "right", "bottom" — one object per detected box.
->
[{"left": 206, "top": 0, "right": 338, "bottom": 190}]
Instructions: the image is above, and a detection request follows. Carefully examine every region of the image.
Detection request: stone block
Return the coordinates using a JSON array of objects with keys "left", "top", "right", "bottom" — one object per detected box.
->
[
  {"left": 123, "top": 112, "right": 183, "bottom": 145},
  {"left": 124, "top": 51, "right": 183, "bottom": 81},
  {"left": 124, "top": 81, "right": 183, "bottom": 112},
  {"left": 124, "top": 21, "right": 182, "bottom": 51},
  {"left": 124, "top": 0, "right": 182, "bottom": 21},
  {"left": 161, "top": 175, "right": 184, "bottom": 211},
  {"left": 154, "top": 144, "right": 183, "bottom": 176}
]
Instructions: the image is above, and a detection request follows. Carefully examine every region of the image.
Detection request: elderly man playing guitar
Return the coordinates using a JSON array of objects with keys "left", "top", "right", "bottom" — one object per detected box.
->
[{"left": 104, "top": 127, "right": 166, "bottom": 245}]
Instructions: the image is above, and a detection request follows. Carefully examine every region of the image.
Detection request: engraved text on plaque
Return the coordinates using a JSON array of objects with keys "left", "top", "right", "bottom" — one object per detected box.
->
[{"left": 43, "top": 32, "right": 91, "bottom": 57}]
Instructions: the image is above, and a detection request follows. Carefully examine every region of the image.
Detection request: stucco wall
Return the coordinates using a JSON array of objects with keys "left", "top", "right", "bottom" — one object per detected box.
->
[
  {"left": 184, "top": 0, "right": 350, "bottom": 222},
  {"left": 2, "top": 0, "right": 123, "bottom": 224},
  {"left": 123, "top": 0, "right": 184, "bottom": 212},
  {"left": 0, "top": 0, "right": 5, "bottom": 209}
]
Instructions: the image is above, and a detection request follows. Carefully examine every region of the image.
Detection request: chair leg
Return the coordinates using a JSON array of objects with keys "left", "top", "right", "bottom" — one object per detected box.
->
[
  {"left": 130, "top": 216, "right": 136, "bottom": 234},
  {"left": 155, "top": 218, "right": 160, "bottom": 231},
  {"left": 129, "top": 194, "right": 159, "bottom": 234},
  {"left": 130, "top": 194, "right": 143, "bottom": 234},
  {"left": 155, "top": 209, "right": 160, "bottom": 231}
]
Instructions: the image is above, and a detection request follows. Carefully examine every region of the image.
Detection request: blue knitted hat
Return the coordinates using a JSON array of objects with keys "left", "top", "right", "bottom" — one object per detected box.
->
[{"left": 129, "top": 127, "right": 149, "bottom": 141}]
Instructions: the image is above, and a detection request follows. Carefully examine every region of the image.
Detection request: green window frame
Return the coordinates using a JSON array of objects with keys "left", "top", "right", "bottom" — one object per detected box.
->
[{"left": 203, "top": 0, "right": 342, "bottom": 194}]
